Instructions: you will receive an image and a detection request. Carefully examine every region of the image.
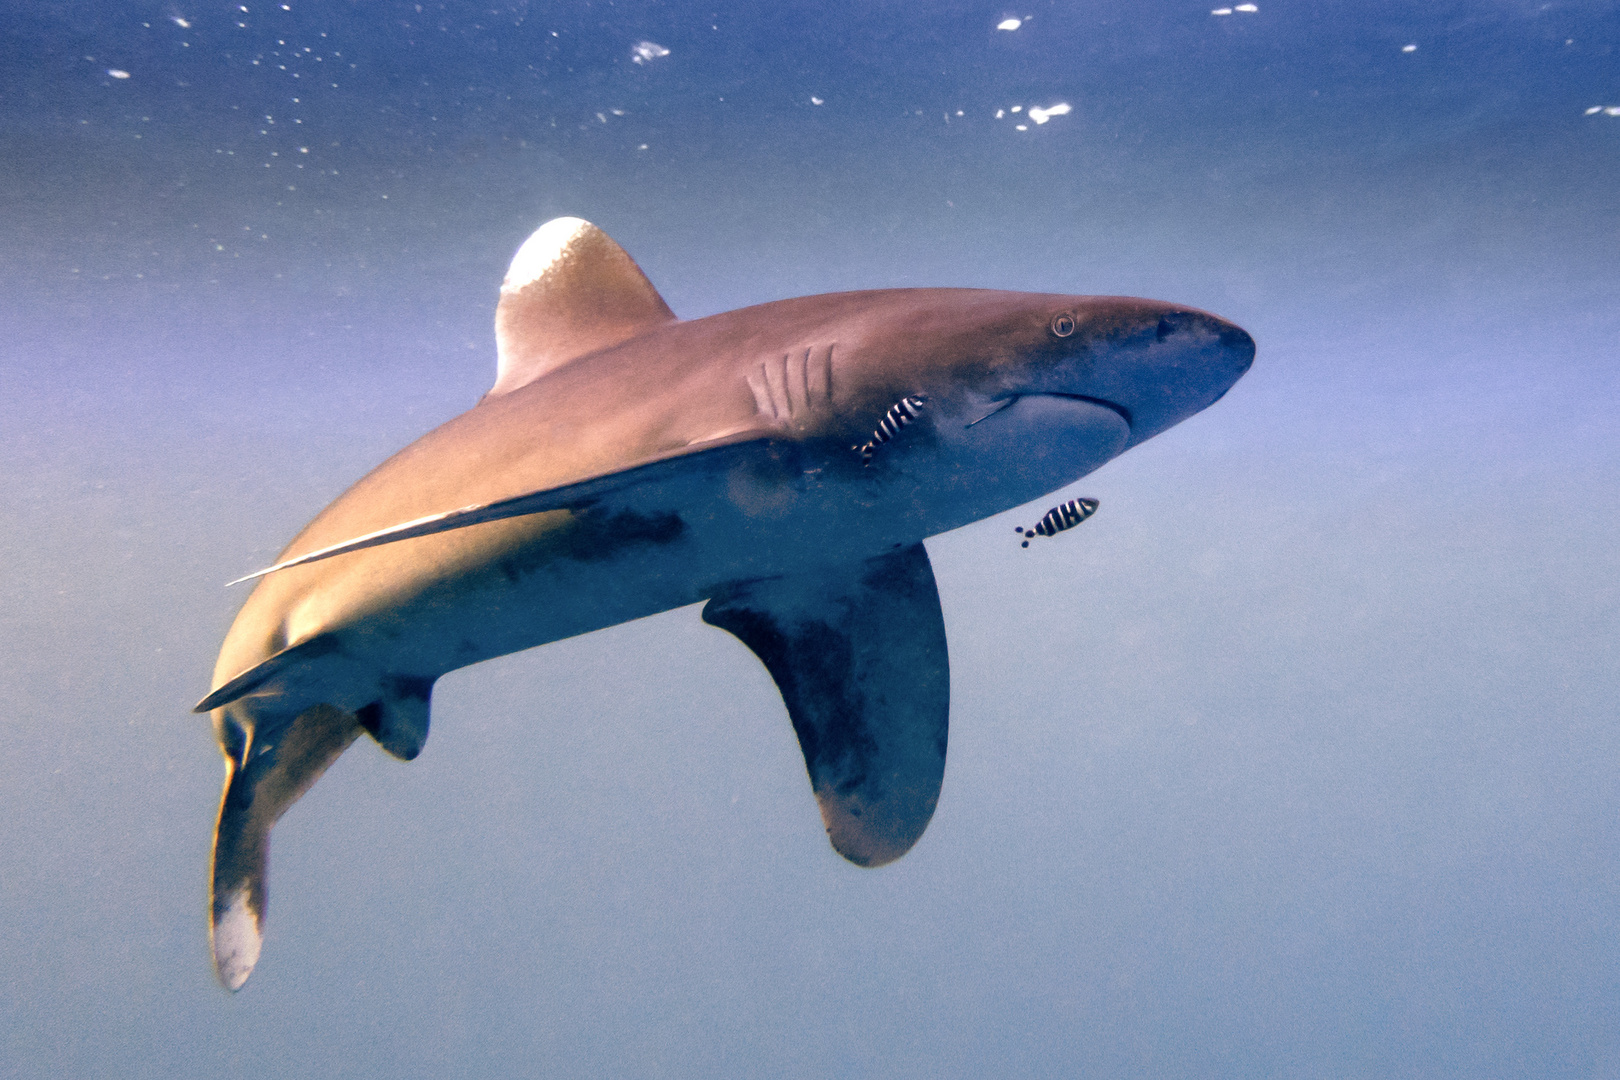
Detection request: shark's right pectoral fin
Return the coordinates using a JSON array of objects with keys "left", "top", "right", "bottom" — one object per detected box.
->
[
  {"left": 702, "top": 543, "right": 950, "bottom": 868},
  {"left": 210, "top": 703, "right": 362, "bottom": 991}
]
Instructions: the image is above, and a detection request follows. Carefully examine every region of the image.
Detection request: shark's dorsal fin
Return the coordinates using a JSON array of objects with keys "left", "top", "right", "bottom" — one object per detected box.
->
[
  {"left": 703, "top": 544, "right": 950, "bottom": 868},
  {"left": 490, "top": 217, "right": 677, "bottom": 397}
]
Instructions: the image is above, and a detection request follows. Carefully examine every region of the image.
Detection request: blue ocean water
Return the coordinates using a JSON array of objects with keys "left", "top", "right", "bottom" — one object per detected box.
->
[{"left": 2, "top": 2, "right": 1617, "bottom": 1076}]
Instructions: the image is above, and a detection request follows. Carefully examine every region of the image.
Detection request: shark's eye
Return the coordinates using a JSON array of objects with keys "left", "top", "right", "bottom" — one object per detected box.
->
[{"left": 1050, "top": 313, "right": 1076, "bottom": 337}]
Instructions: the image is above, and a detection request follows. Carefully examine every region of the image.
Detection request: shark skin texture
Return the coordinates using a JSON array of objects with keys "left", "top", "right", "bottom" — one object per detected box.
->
[{"left": 196, "top": 216, "right": 1255, "bottom": 991}]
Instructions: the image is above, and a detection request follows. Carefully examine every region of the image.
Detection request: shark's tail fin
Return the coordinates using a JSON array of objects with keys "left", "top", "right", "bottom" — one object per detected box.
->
[{"left": 209, "top": 703, "right": 362, "bottom": 991}]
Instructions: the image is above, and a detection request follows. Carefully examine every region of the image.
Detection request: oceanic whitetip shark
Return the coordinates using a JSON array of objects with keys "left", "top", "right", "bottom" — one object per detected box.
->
[{"left": 196, "top": 217, "right": 1255, "bottom": 990}]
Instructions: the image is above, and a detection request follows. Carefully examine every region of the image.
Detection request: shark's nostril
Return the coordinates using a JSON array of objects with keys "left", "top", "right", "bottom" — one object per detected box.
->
[{"left": 1156, "top": 315, "right": 1176, "bottom": 341}]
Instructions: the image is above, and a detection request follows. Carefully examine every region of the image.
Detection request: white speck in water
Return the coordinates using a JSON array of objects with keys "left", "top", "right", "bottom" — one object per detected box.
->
[
  {"left": 1235, "top": 3, "right": 1258, "bottom": 11},
  {"left": 1607, "top": 106, "right": 1620, "bottom": 116},
  {"left": 995, "top": 109, "right": 1005, "bottom": 118},
  {"left": 1027, "top": 102, "right": 1071, "bottom": 124},
  {"left": 108, "top": 69, "right": 131, "bottom": 79},
  {"left": 1010, "top": 105, "right": 1022, "bottom": 113},
  {"left": 1211, "top": 8, "right": 1232, "bottom": 15},
  {"left": 173, "top": 15, "right": 191, "bottom": 28},
  {"left": 811, "top": 96, "right": 824, "bottom": 105},
  {"left": 630, "top": 40, "right": 670, "bottom": 64},
  {"left": 1015, "top": 124, "right": 1028, "bottom": 131},
  {"left": 1584, "top": 106, "right": 1603, "bottom": 115},
  {"left": 1402, "top": 44, "right": 1417, "bottom": 52},
  {"left": 996, "top": 18, "right": 1021, "bottom": 31}
]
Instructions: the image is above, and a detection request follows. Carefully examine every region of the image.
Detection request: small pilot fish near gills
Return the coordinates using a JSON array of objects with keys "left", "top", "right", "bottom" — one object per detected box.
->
[
  {"left": 857, "top": 395, "right": 928, "bottom": 464},
  {"left": 1017, "top": 497, "right": 1099, "bottom": 546}
]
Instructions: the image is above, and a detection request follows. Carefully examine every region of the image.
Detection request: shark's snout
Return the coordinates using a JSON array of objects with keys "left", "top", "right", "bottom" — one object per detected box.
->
[
  {"left": 1153, "top": 308, "right": 1255, "bottom": 368},
  {"left": 1063, "top": 304, "right": 1254, "bottom": 448},
  {"left": 1203, "top": 313, "right": 1256, "bottom": 374},
  {"left": 1223, "top": 320, "right": 1257, "bottom": 360}
]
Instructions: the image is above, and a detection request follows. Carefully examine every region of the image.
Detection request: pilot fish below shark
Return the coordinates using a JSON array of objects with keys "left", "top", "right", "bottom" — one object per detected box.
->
[{"left": 195, "top": 215, "right": 1255, "bottom": 991}]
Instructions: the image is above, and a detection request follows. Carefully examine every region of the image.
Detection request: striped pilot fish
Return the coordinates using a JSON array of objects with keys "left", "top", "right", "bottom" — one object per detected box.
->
[
  {"left": 1017, "top": 497, "right": 1099, "bottom": 547},
  {"left": 857, "top": 395, "right": 927, "bottom": 464}
]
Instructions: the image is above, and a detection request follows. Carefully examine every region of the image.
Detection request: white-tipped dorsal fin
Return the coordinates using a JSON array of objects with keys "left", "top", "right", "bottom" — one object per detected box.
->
[{"left": 490, "top": 217, "right": 677, "bottom": 397}]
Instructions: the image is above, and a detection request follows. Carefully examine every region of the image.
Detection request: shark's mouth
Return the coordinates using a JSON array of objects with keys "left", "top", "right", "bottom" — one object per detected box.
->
[
  {"left": 965, "top": 392, "right": 1132, "bottom": 434},
  {"left": 923, "top": 391, "right": 1131, "bottom": 521},
  {"left": 1036, "top": 392, "right": 1133, "bottom": 431}
]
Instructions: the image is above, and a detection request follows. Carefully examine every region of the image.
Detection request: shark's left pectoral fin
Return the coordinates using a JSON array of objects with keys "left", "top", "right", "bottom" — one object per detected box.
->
[
  {"left": 703, "top": 544, "right": 949, "bottom": 868},
  {"left": 228, "top": 435, "right": 785, "bottom": 585}
]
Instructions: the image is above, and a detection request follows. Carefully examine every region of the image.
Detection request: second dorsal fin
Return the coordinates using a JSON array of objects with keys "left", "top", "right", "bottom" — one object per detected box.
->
[{"left": 489, "top": 217, "right": 678, "bottom": 398}]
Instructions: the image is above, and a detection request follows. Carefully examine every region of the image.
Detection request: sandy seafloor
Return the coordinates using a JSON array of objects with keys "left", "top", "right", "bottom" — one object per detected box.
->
[{"left": 2, "top": 1, "right": 1618, "bottom": 1076}]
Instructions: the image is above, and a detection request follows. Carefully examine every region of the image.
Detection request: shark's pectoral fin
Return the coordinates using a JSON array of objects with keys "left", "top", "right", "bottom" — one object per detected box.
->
[
  {"left": 703, "top": 544, "right": 949, "bottom": 868},
  {"left": 357, "top": 676, "right": 435, "bottom": 761},
  {"left": 228, "top": 435, "right": 788, "bottom": 584},
  {"left": 210, "top": 703, "right": 363, "bottom": 991}
]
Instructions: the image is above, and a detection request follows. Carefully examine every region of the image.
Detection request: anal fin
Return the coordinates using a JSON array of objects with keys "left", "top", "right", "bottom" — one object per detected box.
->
[
  {"left": 703, "top": 544, "right": 950, "bottom": 867},
  {"left": 357, "top": 676, "right": 436, "bottom": 761}
]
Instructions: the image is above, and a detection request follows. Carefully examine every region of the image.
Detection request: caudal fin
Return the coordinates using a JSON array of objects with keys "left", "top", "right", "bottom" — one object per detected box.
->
[{"left": 209, "top": 703, "right": 362, "bottom": 991}]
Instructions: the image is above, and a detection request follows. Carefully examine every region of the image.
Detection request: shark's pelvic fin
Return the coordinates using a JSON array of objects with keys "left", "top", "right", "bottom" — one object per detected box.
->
[
  {"left": 490, "top": 217, "right": 678, "bottom": 398},
  {"left": 703, "top": 544, "right": 950, "bottom": 867},
  {"left": 194, "top": 635, "right": 341, "bottom": 713},
  {"left": 356, "top": 675, "right": 435, "bottom": 761},
  {"left": 210, "top": 703, "right": 363, "bottom": 991}
]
